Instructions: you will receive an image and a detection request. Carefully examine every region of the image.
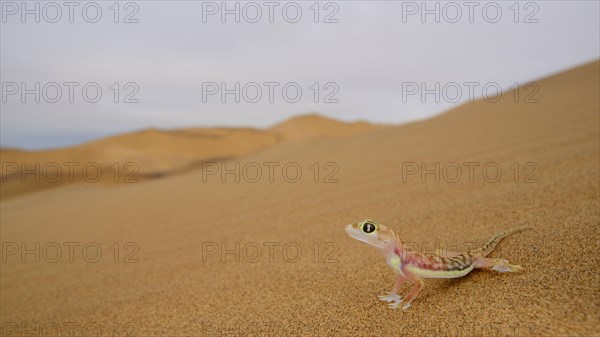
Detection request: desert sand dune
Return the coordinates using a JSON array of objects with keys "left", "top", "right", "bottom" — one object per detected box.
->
[
  {"left": 271, "top": 114, "right": 376, "bottom": 142},
  {"left": 0, "top": 61, "right": 598, "bottom": 336},
  {"left": 0, "top": 115, "right": 378, "bottom": 200}
]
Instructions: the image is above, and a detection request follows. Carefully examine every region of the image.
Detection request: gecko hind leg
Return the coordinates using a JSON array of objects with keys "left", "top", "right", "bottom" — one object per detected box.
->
[
  {"left": 474, "top": 257, "right": 524, "bottom": 272},
  {"left": 397, "top": 279, "right": 424, "bottom": 310},
  {"left": 390, "top": 271, "right": 424, "bottom": 310}
]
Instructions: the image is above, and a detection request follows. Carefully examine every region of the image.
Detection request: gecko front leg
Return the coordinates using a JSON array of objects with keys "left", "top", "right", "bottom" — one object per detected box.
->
[
  {"left": 378, "top": 275, "right": 406, "bottom": 303},
  {"left": 390, "top": 268, "right": 424, "bottom": 310}
]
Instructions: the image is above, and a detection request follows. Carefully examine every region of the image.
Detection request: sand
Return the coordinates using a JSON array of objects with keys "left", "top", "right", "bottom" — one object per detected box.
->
[{"left": 0, "top": 61, "right": 598, "bottom": 336}]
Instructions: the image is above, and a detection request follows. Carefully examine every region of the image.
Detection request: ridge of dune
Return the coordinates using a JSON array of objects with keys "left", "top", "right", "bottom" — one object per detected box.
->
[
  {"left": 437, "top": 59, "right": 599, "bottom": 124},
  {"left": 74, "top": 127, "right": 281, "bottom": 173},
  {"left": 269, "top": 113, "right": 377, "bottom": 141}
]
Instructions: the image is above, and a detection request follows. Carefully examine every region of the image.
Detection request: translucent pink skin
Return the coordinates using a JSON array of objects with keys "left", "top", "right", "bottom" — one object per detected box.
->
[{"left": 346, "top": 220, "right": 526, "bottom": 309}]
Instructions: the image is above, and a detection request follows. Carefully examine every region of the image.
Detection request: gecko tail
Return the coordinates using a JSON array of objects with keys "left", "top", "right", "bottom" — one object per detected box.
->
[{"left": 472, "top": 226, "right": 530, "bottom": 258}]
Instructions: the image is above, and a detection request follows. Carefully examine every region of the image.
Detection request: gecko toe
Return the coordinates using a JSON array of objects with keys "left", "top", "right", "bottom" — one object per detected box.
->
[
  {"left": 388, "top": 298, "right": 403, "bottom": 309},
  {"left": 378, "top": 293, "right": 402, "bottom": 302}
]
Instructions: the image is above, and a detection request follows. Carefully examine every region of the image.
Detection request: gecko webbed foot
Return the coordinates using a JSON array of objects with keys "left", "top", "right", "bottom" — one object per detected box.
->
[
  {"left": 475, "top": 257, "right": 524, "bottom": 272},
  {"left": 389, "top": 300, "right": 412, "bottom": 310},
  {"left": 388, "top": 298, "right": 403, "bottom": 309},
  {"left": 378, "top": 292, "right": 402, "bottom": 303}
]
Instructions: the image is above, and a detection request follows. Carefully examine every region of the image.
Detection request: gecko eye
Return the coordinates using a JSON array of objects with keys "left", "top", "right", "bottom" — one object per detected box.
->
[{"left": 363, "top": 222, "right": 376, "bottom": 233}]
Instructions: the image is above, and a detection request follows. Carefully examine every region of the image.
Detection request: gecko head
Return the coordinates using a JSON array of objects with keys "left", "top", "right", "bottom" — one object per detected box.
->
[{"left": 345, "top": 219, "right": 396, "bottom": 250}]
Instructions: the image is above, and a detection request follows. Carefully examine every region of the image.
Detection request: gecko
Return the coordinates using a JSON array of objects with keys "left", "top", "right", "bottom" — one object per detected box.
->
[{"left": 345, "top": 219, "right": 527, "bottom": 310}]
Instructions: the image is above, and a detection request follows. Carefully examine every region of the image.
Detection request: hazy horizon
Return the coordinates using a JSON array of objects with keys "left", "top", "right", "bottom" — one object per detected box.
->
[
  {"left": 0, "top": 58, "right": 597, "bottom": 152},
  {"left": 2, "top": 1, "right": 599, "bottom": 150}
]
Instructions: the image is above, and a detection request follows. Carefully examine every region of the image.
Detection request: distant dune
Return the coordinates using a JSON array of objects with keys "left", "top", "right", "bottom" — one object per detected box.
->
[
  {"left": 1, "top": 61, "right": 598, "bottom": 336},
  {"left": 271, "top": 114, "right": 375, "bottom": 142},
  {"left": 0, "top": 114, "right": 378, "bottom": 200}
]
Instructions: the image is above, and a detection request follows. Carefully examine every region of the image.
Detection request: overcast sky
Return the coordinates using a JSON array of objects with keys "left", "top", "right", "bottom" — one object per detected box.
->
[{"left": 1, "top": 1, "right": 599, "bottom": 150}]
